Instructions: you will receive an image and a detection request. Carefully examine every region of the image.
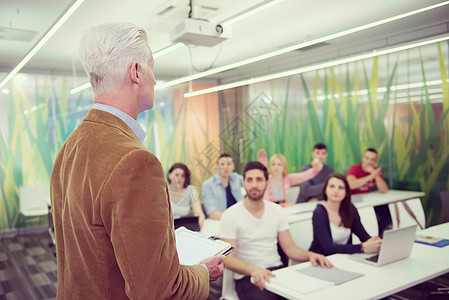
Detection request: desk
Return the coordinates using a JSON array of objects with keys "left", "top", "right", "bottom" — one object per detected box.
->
[
  {"left": 351, "top": 190, "right": 425, "bottom": 209},
  {"left": 287, "top": 189, "right": 425, "bottom": 224},
  {"left": 265, "top": 222, "right": 449, "bottom": 300},
  {"left": 201, "top": 190, "right": 426, "bottom": 237}
]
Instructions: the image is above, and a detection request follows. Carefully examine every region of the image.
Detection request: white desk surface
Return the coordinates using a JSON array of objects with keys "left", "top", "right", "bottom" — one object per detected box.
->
[
  {"left": 351, "top": 190, "right": 425, "bottom": 209},
  {"left": 265, "top": 222, "right": 449, "bottom": 300},
  {"left": 287, "top": 189, "right": 425, "bottom": 223},
  {"left": 201, "top": 190, "right": 426, "bottom": 233}
]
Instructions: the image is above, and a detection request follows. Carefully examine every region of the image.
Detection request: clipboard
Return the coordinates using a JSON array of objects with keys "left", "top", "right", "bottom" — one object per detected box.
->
[{"left": 175, "top": 227, "right": 233, "bottom": 265}]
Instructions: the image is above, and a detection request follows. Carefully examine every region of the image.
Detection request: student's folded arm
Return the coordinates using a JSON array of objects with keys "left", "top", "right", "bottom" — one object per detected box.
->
[
  {"left": 208, "top": 211, "right": 222, "bottom": 220},
  {"left": 346, "top": 174, "right": 372, "bottom": 190},
  {"left": 374, "top": 175, "right": 389, "bottom": 193}
]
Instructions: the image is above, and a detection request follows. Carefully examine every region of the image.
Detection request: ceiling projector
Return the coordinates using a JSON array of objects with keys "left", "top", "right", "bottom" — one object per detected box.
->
[{"left": 170, "top": 18, "right": 231, "bottom": 47}]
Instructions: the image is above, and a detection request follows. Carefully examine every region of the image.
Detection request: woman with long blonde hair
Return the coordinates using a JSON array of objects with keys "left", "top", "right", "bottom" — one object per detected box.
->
[{"left": 258, "top": 149, "right": 322, "bottom": 207}]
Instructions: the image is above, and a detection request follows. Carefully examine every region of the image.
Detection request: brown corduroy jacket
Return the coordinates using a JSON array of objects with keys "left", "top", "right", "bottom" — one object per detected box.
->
[{"left": 50, "top": 109, "right": 209, "bottom": 300}]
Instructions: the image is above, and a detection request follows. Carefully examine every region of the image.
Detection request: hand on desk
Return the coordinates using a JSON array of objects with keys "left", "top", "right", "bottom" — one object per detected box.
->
[
  {"left": 362, "top": 237, "right": 382, "bottom": 253},
  {"left": 308, "top": 252, "right": 333, "bottom": 268},
  {"left": 251, "top": 267, "right": 275, "bottom": 291},
  {"left": 200, "top": 255, "right": 225, "bottom": 281}
]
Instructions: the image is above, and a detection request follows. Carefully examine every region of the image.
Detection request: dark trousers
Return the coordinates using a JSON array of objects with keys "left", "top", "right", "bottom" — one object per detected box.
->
[
  {"left": 375, "top": 204, "right": 392, "bottom": 237},
  {"left": 235, "top": 266, "right": 285, "bottom": 300}
]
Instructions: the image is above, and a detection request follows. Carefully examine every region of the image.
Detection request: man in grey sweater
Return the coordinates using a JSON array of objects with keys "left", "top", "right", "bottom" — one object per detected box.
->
[{"left": 296, "top": 143, "right": 334, "bottom": 203}]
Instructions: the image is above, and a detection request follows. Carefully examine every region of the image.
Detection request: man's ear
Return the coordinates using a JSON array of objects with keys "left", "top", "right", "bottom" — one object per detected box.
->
[{"left": 129, "top": 62, "right": 140, "bottom": 84}]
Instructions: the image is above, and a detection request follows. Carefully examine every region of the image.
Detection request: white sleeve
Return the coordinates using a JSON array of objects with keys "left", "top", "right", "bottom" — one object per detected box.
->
[{"left": 219, "top": 210, "right": 237, "bottom": 239}]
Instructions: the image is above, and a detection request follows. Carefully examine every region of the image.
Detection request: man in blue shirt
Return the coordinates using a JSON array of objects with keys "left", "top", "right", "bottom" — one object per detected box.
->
[{"left": 202, "top": 154, "right": 243, "bottom": 220}]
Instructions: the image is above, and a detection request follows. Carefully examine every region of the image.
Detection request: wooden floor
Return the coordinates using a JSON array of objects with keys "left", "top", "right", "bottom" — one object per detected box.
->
[{"left": 0, "top": 232, "right": 447, "bottom": 300}]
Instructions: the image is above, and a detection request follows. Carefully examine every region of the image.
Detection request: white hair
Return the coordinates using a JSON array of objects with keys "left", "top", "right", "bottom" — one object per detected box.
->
[{"left": 79, "top": 22, "right": 152, "bottom": 96}]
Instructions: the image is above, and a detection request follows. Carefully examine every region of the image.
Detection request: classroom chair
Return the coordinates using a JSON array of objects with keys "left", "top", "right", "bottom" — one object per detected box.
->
[{"left": 220, "top": 268, "right": 239, "bottom": 300}]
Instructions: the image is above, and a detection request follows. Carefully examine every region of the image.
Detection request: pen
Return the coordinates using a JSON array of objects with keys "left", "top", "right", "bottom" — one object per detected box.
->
[{"left": 222, "top": 247, "right": 235, "bottom": 256}]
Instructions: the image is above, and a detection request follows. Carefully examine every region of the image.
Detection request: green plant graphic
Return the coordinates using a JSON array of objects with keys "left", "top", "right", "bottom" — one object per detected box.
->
[{"left": 0, "top": 43, "right": 448, "bottom": 231}]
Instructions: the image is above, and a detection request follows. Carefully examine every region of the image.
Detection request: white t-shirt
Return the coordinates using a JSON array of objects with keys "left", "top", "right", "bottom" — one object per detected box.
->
[
  {"left": 329, "top": 222, "right": 351, "bottom": 245},
  {"left": 220, "top": 200, "right": 289, "bottom": 279}
]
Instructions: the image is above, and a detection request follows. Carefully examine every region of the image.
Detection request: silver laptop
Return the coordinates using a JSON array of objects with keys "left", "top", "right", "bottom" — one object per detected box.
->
[{"left": 350, "top": 225, "right": 417, "bottom": 267}]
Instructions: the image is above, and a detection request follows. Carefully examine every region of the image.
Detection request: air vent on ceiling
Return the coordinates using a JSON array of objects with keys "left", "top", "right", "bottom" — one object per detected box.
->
[
  {"left": 0, "top": 26, "right": 37, "bottom": 42},
  {"left": 296, "top": 42, "right": 330, "bottom": 51},
  {"left": 156, "top": 0, "right": 189, "bottom": 20}
]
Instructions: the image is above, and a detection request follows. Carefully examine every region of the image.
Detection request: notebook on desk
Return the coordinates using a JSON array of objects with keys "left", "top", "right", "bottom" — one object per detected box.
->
[
  {"left": 262, "top": 265, "right": 363, "bottom": 297},
  {"left": 350, "top": 225, "right": 417, "bottom": 267}
]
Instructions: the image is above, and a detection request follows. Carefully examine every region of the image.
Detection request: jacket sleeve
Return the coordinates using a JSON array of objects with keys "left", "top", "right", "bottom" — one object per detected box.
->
[
  {"left": 100, "top": 149, "right": 209, "bottom": 300},
  {"left": 351, "top": 204, "right": 371, "bottom": 242},
  {"left": 311, "top": 205, "right": 362, "bottom": 256}
]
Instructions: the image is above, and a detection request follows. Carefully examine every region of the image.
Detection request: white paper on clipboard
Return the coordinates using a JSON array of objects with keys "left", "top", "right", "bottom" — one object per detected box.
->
[{"left": 175, "top": 227, "right": 232, "bottom": 265}]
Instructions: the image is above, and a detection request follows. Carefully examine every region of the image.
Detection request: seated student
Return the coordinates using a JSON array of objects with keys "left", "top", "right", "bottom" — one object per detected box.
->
[
  {"left": 346, "top": 148, "right": 391, "bottom": 237},
  {"left": 297, "top": 143, "right": 334, "bottom": 203},
  {"left": 202, "top": 154, "right": 243, "bottom": 220},
  {"left": 258, "top": 149, "right": 322, "bottom": 207},
  {"left": 168, "top": 163, "right": 206, "bottom": 229},
  {"left": 221, "top": 161, "right": 332, "bottom": 300},
  {"left": 309, "top": 173, "right": 382, "bottom": 256}
]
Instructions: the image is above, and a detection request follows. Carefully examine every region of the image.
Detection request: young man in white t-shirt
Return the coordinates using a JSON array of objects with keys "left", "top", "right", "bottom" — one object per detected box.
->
[{"left": 220, "top": 161, "right": 332, "bottom": 300}]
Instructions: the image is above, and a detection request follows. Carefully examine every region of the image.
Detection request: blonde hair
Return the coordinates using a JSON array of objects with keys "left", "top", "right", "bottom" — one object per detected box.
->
[{"left": 268, "top": 154, "right": 288, "bottom": 177}]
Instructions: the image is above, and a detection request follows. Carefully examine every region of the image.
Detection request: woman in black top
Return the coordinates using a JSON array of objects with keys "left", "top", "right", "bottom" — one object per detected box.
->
[{"left": 309, "top": 173, "right": 382, "bottom": 256}]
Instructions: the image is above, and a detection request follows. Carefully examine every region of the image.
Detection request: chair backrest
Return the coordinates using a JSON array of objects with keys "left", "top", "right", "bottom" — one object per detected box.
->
[
  {"left": 19, "top": 185, "right": 50, "bottom": 217},
  {"left": 289, "top": 214, "right": 314, "bottom": 249},
  {"left": 389, "top": 198, "right": 426, "bottom": 230},
  {"left": 352, "top": 206, "right": 379, "bottom": 243},
  {"left": 440, "top": 191, "right": 449, "bottom": 223},
  {"left": 286, "top": 186, "right": 300, "bottom": 204},
  {"left": 288, "top": 214, "right": 313, "bottom": 266},
  {"left": 174, "top": 216, "right": 200, "bottom": 231},
  {"left": 220, "top": 268, "right": 239, "bottom": 300}
]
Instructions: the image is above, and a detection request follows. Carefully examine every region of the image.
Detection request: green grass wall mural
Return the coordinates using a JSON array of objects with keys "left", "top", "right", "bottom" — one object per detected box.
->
[
  {"left": 242, "top": 43, "right": 448, "bottom": 226},
  {"left": 0, "top": 42, "right": 448, "bottom": 231}
]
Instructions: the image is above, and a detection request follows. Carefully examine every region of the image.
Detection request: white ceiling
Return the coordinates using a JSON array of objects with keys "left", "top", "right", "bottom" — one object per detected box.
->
[{"left": 1, "top": 0, "right": 449, "bottom": 87}]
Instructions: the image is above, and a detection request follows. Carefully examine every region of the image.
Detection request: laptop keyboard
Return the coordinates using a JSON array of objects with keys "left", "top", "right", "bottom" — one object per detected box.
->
[{"left": 366, "top": 255, "right": 379, "bottom": 262}]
